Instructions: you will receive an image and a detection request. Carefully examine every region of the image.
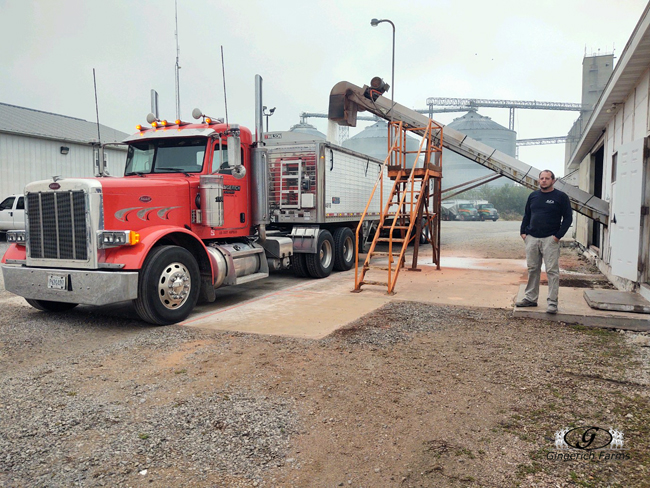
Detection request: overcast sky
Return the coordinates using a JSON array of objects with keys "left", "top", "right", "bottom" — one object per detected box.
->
[{"left": 1, "top": 0, "right": 647, "bottom": 178}]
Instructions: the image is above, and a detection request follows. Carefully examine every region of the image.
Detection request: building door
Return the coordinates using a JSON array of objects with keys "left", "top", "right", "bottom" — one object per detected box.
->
[
  {"left": 610, "top": 138, "right": 645, "bottom": 281},
  {"left": 591, "top": 146, "right": 604, "bottom": 248}
]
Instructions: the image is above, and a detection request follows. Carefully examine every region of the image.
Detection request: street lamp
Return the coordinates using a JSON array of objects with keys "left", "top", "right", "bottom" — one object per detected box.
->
[
  {"left": 370, "top": 18, "right": 395, "bottom": 118},
  {"left": 263, "top": 106, "right": 276, "bottom": 132}
]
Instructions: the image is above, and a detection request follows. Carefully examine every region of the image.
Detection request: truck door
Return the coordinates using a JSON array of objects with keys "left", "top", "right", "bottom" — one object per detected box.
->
[
  {"left": 0, "top": 196, "right": 16, "bottom": 231},
  {"left": 210, "top": 140, "right": 249, "bottom": 233}
]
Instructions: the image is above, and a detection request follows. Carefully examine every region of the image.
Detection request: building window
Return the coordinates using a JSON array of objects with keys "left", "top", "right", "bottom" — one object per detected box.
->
[{"left": 611, "top": 152, "right": 617, "bottom": 183}]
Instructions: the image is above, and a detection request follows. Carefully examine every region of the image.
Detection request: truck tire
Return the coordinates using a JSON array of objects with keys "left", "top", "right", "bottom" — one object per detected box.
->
[
  {"left": 134, "top": 245, "right": 200, "bottom": 325},
  {"left": 333, "top": 227, "right": 355, "bottom": 271},
  {"left": 306, "top": 229, "right": 335, "bottom": 278},
  {"left": 26, "top": 299, "right": 78, "bottom": 312},
  {"left": 291, "top": 253, "right": 309, "bottom": 278}
]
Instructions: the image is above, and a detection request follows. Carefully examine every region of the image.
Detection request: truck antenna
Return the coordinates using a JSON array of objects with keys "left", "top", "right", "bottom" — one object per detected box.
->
[
  {"left": 174, "top": 0, "right": 181, "bottom": 120},
  {"left": 221, "top": 45, "right": 229, "bottom": 126},
  {"left": 92, "top": 68, "right": 106, "bottom": 177},
  {"left": 93, "top": 68, "right": 102, "bottom": 144}
]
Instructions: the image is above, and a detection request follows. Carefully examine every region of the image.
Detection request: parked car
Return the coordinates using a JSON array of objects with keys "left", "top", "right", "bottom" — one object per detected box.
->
[{"left": 0, "top": 194, "right": 25, "bottom": 233}]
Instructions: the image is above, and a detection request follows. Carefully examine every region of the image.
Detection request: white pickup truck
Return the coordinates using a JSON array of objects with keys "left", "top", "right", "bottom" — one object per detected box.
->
[{"left": 0, "top": 195, "right": 25, "bottom": 233}]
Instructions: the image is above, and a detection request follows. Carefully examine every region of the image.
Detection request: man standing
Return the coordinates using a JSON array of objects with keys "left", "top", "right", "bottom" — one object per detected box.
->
[{"left": 516, "top": 170, "right": 573, "bottom": 314}]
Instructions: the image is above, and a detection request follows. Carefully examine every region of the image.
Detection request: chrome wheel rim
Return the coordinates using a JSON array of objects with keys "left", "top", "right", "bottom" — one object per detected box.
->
[
  {"left": 321, "top": 240, "right": 333, "bottom": 268},
  {"left": 342, "top": 236, "right": 354, "bottom": 263},
  {"left": 158, "top": 262, "right": 191, "bottom": 309}
]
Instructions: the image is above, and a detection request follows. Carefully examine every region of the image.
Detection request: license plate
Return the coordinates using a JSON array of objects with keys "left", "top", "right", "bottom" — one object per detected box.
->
[{"left": 47, "top": 274, "right": 67, "bottom": 290}]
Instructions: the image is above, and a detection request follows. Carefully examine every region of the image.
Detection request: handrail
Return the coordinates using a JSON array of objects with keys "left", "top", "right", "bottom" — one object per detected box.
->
[
  {"left": 385, "top": 120, "right": 435, "bottom": 291},
  {"left": 354, "top": 130, "right": 403, "bottom": 290}
]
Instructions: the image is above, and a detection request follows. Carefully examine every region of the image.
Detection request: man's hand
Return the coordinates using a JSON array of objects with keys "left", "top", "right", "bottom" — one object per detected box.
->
[
  {"left": 521, "top": 234, "right": 527, "bottom": 240},
  {"left": 553, "top": 236, "right": 560, "bottom": 243}
]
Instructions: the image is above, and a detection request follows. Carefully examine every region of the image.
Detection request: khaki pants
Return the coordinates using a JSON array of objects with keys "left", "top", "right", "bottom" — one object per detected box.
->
[{"left": 524, "top": 235, "right": 560, "bottom": 306}]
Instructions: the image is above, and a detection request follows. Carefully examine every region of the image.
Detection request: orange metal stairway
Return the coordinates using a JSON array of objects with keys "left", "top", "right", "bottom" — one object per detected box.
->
[{"left": 354, "top": 120, "right": 443, "bottom": 294}]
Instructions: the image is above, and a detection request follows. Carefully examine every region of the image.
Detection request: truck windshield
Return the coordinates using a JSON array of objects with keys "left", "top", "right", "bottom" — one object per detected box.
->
[
  {"left": 125, "top": 137, "right": 207, "bottom": 175},
  {"left": 480, "top": 204, "right": 494, "bottom": 209}
]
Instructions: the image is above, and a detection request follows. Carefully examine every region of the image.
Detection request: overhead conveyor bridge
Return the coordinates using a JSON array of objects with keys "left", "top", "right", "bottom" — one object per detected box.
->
[{"left": 328, "top": 81, "right": 609, "bottom": 225}]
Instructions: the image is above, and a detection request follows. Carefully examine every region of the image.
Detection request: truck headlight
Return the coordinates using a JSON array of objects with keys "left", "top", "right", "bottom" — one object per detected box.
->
[
  {"left": 97, "top": 230, "right": 140, "bottom": 249},
  {"left": 6, "top": 230, "right": 26, "bottom": 246}
]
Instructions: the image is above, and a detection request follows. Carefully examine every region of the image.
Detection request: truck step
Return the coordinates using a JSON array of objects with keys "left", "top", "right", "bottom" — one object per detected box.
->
[{"left": 235, "top": 272, "right": 269, "bottom": 285}]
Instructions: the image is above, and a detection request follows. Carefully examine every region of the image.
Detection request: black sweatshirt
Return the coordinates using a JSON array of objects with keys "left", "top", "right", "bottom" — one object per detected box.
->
[{"left": 520, "top": 188, "right": 573, "bottom": 239}]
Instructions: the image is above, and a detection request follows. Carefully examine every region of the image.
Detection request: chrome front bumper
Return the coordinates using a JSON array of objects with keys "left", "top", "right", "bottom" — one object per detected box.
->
[{"left": 1, "top": 265, "right": 139, "bottom": 305}]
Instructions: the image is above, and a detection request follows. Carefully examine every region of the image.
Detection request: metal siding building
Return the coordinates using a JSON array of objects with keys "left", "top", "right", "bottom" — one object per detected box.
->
[
  {"left": 0, "top": 103, "right": 129, "bottom": 197},
  {"left": 565, "top": 3, "right": 650, "bottom": 299}
]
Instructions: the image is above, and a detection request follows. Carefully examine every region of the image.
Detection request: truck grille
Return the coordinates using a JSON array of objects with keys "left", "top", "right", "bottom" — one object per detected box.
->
[{"left": 27, "top": 191, "right": 88, "bottom": 260}]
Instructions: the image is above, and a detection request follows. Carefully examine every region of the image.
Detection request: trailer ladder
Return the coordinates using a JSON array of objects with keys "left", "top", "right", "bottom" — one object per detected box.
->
[{"left": 354, "top": 119, "right": 442, "bottom": 294}]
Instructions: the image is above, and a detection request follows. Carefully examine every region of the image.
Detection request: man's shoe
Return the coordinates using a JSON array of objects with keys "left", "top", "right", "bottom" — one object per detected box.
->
[
  {"left": 547, "top": 304, "right": 558, "bottom": 314},
  {"left": 515, "top": 299, "right": 538, "bottom": 307}
]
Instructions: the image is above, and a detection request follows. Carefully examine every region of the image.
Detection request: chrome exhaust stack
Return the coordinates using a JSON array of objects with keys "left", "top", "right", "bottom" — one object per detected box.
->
[
  {"left": 252, "top": 74, "right": 269, "bottom": 237},
  {"left": 255, "top": 74, "right": 264, "bottom": 145}
]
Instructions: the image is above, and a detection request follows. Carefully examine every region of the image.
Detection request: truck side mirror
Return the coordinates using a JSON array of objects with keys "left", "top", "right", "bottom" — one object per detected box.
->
[{"left": 226, "top": 131, "right": 242, "bottom": 169}]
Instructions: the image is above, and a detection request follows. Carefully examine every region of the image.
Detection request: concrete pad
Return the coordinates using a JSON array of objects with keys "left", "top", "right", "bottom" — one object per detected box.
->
[
  {"left": 584, "top": 289, "right": 650, "bottom": 314},
  {"left": 182, "top": 257, "right": 527, "bottom": 338},
  {"left": 513, "top": 285, "right": 650, "bottom": 332},
  {"left": 359, "top": 257, "right": 527, "bottom": 309},
  {"left": 182, "top": 271, "right": 391, "bottom": 339}
]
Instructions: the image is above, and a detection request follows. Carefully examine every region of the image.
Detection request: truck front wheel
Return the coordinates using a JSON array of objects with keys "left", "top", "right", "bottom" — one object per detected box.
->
[
  {"left": 134, "top": 245, "right": 200, "bottom": 325},
  {"left": 26, "top": 299, "right": 78, "bottom": 312},
  {"left": 306, "top": 229, "right": 335, "bottom": 278},
  {"left": 333, "top": 227, "right": 355, "bottom": 271}
]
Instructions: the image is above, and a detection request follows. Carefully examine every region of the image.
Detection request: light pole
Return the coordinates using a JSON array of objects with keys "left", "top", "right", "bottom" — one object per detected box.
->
[
  {"left": 370, "top": 18, "right": 395, "bottom": 117},
  {"left": 263, "top": 106, "right": 276, "bottom": 132}
]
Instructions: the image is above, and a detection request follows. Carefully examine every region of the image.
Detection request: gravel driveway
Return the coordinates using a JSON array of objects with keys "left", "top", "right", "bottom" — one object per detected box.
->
[{"left": 1, "top": 224, "right": 649, "bottom": 487}]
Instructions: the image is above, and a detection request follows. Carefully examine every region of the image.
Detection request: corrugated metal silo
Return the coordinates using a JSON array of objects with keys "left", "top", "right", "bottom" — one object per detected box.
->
[
  {"left": 342, "top": 120, "right": 422, "bottom": 166},
  {"left": 443, "top": 109, "right": 516, "bottom": 190},
  {"left": 289, "top": 122, "right": 326, "bottom": 139}
]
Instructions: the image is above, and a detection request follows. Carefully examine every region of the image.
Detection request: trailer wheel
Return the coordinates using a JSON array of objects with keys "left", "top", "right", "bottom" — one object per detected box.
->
[
  {"left": 26, "top": 299, "right": 78, "bottom": 312},
  {"left": 333, "top": 227, "right": 355, "bottom": 271},
  {"left": 306, "top": 229, "right": 335, "bottom": 278},
  {"left": 291, "top": 253, "right": 309, "bottom": 278},
  {"left": 134, "top": 245, "right": 200, "bottom": 325}
]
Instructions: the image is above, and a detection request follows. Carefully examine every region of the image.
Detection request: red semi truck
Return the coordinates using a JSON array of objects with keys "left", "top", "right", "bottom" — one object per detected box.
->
[{"left": 0, "top": 76, "right": 389, "bottom": 325}]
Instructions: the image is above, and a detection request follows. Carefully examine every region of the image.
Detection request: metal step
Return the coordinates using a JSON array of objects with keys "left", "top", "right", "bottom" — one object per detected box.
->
[
  {"left": 361, "top": 280, "right": 388, "bottom": 287},
  {"left": 369, "top": 251, "right": 395, "bottom": 257},
  {"left": 377, "top": 237, "right": 406, "bottom": 243},
  {"left": 235, "top": 272, "right": 269, "bottom": 285},
  {"left": 366, "top": 265, "right": 394, "bottom": 271}
]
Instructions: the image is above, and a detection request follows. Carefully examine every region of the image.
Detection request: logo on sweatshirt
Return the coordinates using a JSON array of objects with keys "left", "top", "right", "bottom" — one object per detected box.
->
[{"left": 546, "top": 199, "right": 555, "bottom": 204}]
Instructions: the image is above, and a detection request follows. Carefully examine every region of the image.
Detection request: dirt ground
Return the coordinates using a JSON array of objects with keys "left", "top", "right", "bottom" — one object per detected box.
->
[{"left": 1, "top": 225, "right": 649, "bottom": 487}]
